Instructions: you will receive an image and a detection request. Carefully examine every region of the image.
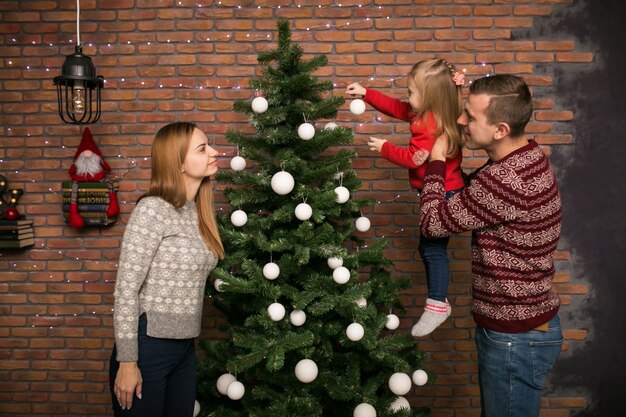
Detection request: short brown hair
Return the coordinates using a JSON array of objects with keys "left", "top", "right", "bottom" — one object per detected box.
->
[{"left": 469, "top": 74, "right": 532, "bottom": 138}]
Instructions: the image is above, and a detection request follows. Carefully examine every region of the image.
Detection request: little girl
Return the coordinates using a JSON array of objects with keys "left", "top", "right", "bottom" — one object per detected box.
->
[{"left": 346, "top": 58, "right": 465, "bottom": 337}]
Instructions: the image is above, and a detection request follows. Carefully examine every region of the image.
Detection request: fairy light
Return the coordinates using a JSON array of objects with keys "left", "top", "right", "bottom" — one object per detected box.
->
[{"left": 1, "top": 3, "right": 489, "bottom": 283}]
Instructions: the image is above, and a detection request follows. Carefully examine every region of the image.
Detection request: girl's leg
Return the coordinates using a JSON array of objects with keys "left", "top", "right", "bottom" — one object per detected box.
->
[
  {"left": 412, "top": 235, "right": 452, "bottom": 337},
  {"left": 418, "top": 235, "right": 451, "bottom": 302}
]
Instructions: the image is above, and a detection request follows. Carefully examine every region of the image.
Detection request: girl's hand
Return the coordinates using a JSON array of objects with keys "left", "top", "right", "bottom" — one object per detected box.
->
[
  {"left": 429, "top": 133, "right": 448, "bottom": 162},
  {"left": 367, "top": 136, "right": 387, "bottom": 153},
  {"left": 114, "top": 361, "right": 143, "bottom": 410},
  {"left": 346, "top": 82, "right": 366, "bottom": 97}
]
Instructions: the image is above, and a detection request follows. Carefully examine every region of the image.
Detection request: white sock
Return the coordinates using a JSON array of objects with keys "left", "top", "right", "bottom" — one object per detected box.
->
[{"left": 411, "top": 298, "right": 451, "bottom": 337}]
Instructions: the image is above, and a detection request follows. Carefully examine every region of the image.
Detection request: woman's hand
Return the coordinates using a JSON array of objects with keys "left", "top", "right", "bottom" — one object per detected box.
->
[
  {"left": 346, "top": 82, "right": 366, "bottom": 97},
  {"left": 114, "top": 361, "right": 143, "bottom": 410},
  {"left": 367, "top": 136, "right": 387, "bottom": 153}
]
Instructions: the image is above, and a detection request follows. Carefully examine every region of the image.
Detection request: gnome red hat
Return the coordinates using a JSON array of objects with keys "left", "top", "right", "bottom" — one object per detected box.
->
[
  {"left": 69, "top": 127, "right": 111, "bottom": 182},
  {"left": 67, "top": 128, "right": 119, "bottom": 228}
]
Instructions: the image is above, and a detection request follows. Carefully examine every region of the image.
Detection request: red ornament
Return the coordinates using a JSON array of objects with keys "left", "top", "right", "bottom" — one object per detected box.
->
[{"left": 4, "top": 207, "right": 19, "bottom": 220}]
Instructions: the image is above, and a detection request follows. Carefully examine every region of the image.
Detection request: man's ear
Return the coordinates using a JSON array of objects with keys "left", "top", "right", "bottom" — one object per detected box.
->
[{"left": 494, "top": 122, "right": 511, "bottom": 140}]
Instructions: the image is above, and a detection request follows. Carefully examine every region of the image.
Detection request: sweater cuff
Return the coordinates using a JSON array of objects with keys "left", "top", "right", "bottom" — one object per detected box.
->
[
  {"left": 363, "top": 88, "right": 376, "bottom": 105},
  {"left": 426, "top": 160, "right": 446, "bottom": 179},
  {"left": 380, "top": 140, "right": 390, "bottom": 159},
  {"left": 115, "top": 339, "right": 138, "bottom": 362}
]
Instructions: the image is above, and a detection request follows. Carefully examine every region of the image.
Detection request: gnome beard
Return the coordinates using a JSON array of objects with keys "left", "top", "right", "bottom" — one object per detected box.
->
[{"left": 74, "top": 150, "right": 104, "bottom": 180}]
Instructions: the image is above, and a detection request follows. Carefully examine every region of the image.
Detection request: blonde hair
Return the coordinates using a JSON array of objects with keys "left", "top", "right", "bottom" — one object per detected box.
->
[
  {"left": 143, "top": 122, "right": 224, "bottom": 259},
  {"left": 408, "top": 58, "right": 463, "bottom": 158}
]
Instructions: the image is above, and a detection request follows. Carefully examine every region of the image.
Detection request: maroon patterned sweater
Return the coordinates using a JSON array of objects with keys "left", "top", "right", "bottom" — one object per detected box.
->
[{"left": 419, "top": 140, "right": 561, "bottom": 332}]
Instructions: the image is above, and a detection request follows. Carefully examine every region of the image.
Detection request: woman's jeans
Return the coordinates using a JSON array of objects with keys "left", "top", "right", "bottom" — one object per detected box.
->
[
  {"left": 475, "top": 314, "right": 563, "bottom": 417},
  {"left": 109, "top": 314, "right": 196, "bottom": 417},
  {"left": 418, "top": 189, "right": 461, "bottom": 302}
]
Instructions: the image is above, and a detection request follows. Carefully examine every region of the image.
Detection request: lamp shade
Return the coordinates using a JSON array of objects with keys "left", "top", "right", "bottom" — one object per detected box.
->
[{"left": 53, "top": 45, "right": 104, "bottom": 125}]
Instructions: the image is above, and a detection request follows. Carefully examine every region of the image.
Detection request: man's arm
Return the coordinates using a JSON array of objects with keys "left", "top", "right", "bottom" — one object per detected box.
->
[{"left": 419, "top": 160, "right": 523, "bottom": 238}]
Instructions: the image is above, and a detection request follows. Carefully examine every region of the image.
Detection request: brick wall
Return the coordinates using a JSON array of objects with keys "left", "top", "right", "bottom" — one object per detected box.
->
[{"left": 0, "top": 1, "right": 590, "bottom": 416}]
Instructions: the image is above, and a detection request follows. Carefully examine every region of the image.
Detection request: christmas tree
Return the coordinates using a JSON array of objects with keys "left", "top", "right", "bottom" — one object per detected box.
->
[{"left": 197, "top": 19, "right": 430, "bottom": 417}]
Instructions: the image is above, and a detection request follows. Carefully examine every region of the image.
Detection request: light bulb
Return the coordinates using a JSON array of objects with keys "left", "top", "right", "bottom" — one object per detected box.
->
[{"left": 72, "top": 84, "right": 85, "bottom": 114}]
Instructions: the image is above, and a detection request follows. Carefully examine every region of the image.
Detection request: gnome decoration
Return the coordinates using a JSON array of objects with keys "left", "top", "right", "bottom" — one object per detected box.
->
[{"left": 65, "top": 128, "right": 119, "bottom": 228}]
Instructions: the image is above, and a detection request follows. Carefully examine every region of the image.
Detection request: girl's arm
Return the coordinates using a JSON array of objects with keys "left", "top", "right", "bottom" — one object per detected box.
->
[
  {"left": 364, "top": 89, "right": 413, "bottom": 122},
  {"left": 375, "top": 128, "right": 433, "bottom": 169}
]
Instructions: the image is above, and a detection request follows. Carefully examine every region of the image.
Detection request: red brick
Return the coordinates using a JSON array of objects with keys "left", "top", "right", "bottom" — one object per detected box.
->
[
  {"left": 0, "top": 6, "right": 593, "bottom": 417},
  {"left": 556, "top": 52, "right": 594, "bottom": 63}
]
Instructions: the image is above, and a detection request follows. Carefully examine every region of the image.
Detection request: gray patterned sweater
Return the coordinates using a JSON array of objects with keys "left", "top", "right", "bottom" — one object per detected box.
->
[{"left": 113, "top": 196, "right": 218, "bottom": 361}]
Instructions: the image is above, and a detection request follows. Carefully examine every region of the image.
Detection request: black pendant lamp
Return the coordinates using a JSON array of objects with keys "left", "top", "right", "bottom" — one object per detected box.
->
[{"left": 53, "top": 0, "right": 104, "bottom": 124}]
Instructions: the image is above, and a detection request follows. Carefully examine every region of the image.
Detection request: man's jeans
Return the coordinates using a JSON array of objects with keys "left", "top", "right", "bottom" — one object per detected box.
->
[{"left": 475, "top": 314, "right": 563, "bottom": 417}]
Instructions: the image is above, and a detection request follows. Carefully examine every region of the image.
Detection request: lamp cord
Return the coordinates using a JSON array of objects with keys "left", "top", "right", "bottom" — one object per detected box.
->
[{"left": 76, "top": 0, "right": 80, "bottom": 46}]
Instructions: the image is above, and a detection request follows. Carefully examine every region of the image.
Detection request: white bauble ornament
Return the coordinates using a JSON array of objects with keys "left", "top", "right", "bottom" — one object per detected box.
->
[
  {"left": 230, "top": 156, "right": 246, "bottom": 171},
  {"left": 294, "top": 359, "right": 318, "bottom": 383},
  {"left": 388, "top": 372, "right": 412, "bottom": 396},
  {"left": 327, "top": 256, "right": 343, "bottom": 270},
  {"left": 298, "top": 123, "right": 315, "bottom": 140},
  {"left": 346, "top": 323, "right": 365, "bottom": 341},
  {"left": 350, "top": 99, "right": 366, "bottom": 115},
  {"left": 355, "top": 297, "right": 367, "bottom": 308},
  {"left": 386, "top": 314, "right": 400, "bottom": 330},
  {"left": 355, "top": 216, "right": 371, "bottom": 232},
  {"left": 334, "top": 186, "right": 350, "bottom": 203},
  {"left": 412, "top": 369, "right": 428, "bottom": 386},
  {"left": 216, "top": 373, "right": 237, "bottom": 395},
  {"left": 332, "top": 266, "right": 350, "bottom": 284},
  {"left": 226, "top": 380, "right": 245, "bottom": 400},
  {"left": 389, "top": 396, "right": 410, "bottom": 412},
  {"left": 263, "top": 262, "right": 280, "bottom": 280},
  {"left": 193, "top": 400, "right": 201, "bottom": 417},
  {"left": 230, "top": 210, "right": 248, "bottom": 227},
  {"left": 290, "top": 309, "right": 307, "bottom": 326},
  {"left": 324, "top": 122, "right": 338, "bottom": 130},
  {"left": 295, "top": 203, "right": 313, "bottom": 221},
  {"left": 213, "top": 279, "right": 225, "bottom": 292},
  {"left": 271, "top": 171, "right": 295, "bottom": 195},
  {"left": 353, "top": 402, "right": 377, "bottom": 417},
  {"left": 267, "top": 302, "right": 286, "bottom": 321},
  {"left": 251, "top": 96, "right": 268, "bottom": 113}
]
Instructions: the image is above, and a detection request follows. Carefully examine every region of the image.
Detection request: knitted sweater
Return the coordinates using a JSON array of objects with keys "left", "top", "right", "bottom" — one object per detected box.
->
[
  {"left": 113, "top": 197, "right": 218, "bottom": 361},
  {"left": 363, "top": 88, "right": 464, "bottom": 191},
  {"left": 419, "top": 141, "right": 561, "bottom": 332}
]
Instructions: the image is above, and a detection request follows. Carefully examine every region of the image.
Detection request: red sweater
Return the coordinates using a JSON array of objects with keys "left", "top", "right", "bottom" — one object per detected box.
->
[
  {"left": 419, "top": 141, "right": 561, "bottom": 333},
  {"left": 364, "top": 89, "right": 464, "bottom": 191}
]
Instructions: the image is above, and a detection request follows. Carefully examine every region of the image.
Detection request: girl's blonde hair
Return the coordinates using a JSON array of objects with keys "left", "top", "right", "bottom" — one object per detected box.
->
[
  {"left": 142, "top": 122, "right": 224, "bottom": 259},
  {"left": 409, "top": 58, "right": 464, "bottom": 158}
]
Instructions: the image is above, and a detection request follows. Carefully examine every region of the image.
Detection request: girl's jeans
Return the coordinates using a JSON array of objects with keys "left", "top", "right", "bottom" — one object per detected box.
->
[
  {"left": 418, "top": 188, "right": 462, "bottom": 302},
  {"left": 109, "top": 314, "right": 196, "bottom": 417},
  {"left": 475, "top": 314, "right": 564, "bottom": 417}
]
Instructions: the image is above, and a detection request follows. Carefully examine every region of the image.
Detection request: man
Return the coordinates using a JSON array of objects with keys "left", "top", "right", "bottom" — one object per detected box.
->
[{"left": 419, "top": 74, "right": 563, "bottom": 417}]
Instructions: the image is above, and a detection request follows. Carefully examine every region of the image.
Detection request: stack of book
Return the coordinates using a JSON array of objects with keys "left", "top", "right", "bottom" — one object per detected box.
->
[
  {"left": 62, "top": 181, "right": 118, "bottom": 226},
  {"left": 0, "top": 219, "right": 34, "bottom": 249}
]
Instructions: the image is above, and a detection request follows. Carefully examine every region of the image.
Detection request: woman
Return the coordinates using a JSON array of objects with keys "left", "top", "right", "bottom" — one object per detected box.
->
[{"left": 109, "top": 122, "right": 224, "bottom": 416}]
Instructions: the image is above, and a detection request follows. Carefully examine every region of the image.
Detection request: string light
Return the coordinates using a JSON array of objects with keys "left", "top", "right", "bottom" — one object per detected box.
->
[{"left": 1, "top": 3, "right": 482, "bottom": 278}]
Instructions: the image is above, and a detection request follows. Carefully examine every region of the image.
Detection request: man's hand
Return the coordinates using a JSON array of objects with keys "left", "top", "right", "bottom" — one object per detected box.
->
[
  {"left": 367, "top": 136, "right": 387, "bottom": 153},
  {"left": 429, "top": 133, "right": 448, "bottom": 162},
  {"left": 346, "top": 82, "right": 366, "bottom": 97}
]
